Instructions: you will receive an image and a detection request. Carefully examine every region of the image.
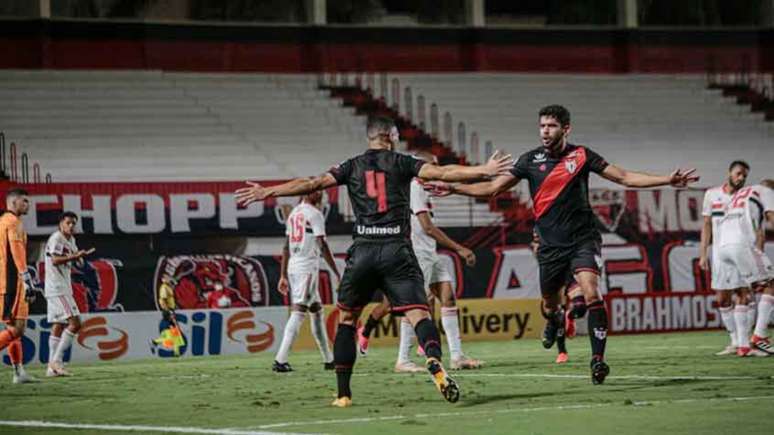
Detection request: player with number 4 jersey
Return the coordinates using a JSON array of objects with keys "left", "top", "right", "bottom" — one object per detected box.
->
[{"left": 236, "top": 115, "right": 514, "bottom": 407}]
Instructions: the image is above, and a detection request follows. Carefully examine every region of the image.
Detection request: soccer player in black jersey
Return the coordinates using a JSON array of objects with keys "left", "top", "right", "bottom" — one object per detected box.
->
[
  {"left": 235, "top": 116, "right": 513, "bottom": 406},
  {"left": 427, "top": 105, "right": 699, "bottom": 384}
]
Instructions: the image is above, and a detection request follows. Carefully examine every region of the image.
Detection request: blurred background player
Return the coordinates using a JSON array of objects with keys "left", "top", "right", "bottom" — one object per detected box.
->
[
  {"left": 272, "top": 191, "right": 338, "bottom": 372},
  {"left": 0, "top": 188, "right": 38, "bottom": 384},
  {"left": 358, "top": 151, "right": 483, "bottom": 372},
  {"left": 700, "top": 161, "right": 769, "bottom": 357},
  {"left": 750, "top": 178, "right": 774, "bottom": 353},
  {"left": 236, "top": 115, "right": 513, "bottom": 406},
  {"left": 44, "top": 211, "right": 94, "bottom": 376},
  {"left": 426, "top": 104, "right": 699, "bottom": 384}
]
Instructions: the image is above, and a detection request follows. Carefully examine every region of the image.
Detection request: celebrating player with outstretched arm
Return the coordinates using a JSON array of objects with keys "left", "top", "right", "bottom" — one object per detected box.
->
[
  {"left": 426, "top": 105, "right": 699, "bottom": 384},
  {"left": 45, "top": 211, "right": 95, "bottom": 376},
  {"left": 236, "top": 116, "right": 513, "bottom": 406}
]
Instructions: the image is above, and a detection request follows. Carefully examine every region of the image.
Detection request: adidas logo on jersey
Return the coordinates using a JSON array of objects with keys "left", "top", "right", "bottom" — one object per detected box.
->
[
  {"left": 533, "top": 153, "right": 547, "bottom": 163},
  {"left": 356, "top": 225, "right": 401, "bottom": 236}
]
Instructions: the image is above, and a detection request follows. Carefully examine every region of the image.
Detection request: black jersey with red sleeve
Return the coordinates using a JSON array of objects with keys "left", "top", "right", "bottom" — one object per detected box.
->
[
  {"left": 328, "top": 149, "right": 427, "bottom": 240},
  {"left": 511, "top": 143, "right": 609, "bottom": 248}
]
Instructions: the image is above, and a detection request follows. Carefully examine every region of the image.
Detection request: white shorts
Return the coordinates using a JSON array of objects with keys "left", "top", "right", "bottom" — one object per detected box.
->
[
  {"left": 288, "top": 272, "right": 321, "bottom": 306},
  {"left": 46, "top": 294, "right": 81, "bottom": 323},
  {"left": 417, "top": 254, "right": 452, "bottom": 293},
  {"left": 712, "top": 244, "right": 774, "bottom": 291}
]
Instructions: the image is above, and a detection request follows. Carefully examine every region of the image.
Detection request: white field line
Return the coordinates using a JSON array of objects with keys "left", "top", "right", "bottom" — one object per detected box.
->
[
  {"left": 0, "top": 420, "right": 321, "bottom": 435},
  {"left": 251, "top": 395, "right": 774, "bottom": 430},
  {"left": 452, "top": 373, "right": 771, "bottom": 381}
]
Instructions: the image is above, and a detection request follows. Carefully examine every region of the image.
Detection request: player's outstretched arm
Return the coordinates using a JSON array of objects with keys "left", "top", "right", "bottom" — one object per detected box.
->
[
  {"left": 51, "top": 248, "right": 96, "bottom": 266},
  {"left": 235, "top": 173, "right": 337, "bottom": 205},
  {"left": 699, "top": 216, "right": 712, "bottom": 270},
  {"left": 277, "top": 238, "right": 290, "bottom": 295},
  {"left": 418, "top": 150, "right": 514, "bottom": 183},
  {"left": 425, "top": 174, "right": 520, "bottom": 199},
  {"left": 600, "top": 165, "right": 699, "bottom": 188}
]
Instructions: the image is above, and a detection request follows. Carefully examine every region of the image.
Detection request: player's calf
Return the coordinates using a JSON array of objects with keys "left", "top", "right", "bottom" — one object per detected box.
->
[{"left": 541, "top": 308, "right": 564, "bottom": 349}]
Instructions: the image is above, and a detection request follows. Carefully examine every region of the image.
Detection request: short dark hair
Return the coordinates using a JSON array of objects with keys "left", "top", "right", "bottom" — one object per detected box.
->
[
  {"left": 6, "top": 188, "right": 28, "bottom": 198},
  {"left": 59, "top": 211, "right": 78, "bottom": 222},
  {"left": 729, "top": 160, "right": 750, "bottom": 172},
  {"left": 538, "top": 105, "right": 571, "bottom": 127},
  {"left": 367, "top": 116, "right": 396, "bottom": 139}
]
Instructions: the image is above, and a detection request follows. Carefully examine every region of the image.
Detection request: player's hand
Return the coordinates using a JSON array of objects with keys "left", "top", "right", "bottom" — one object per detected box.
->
[
  {"left": 669, "top": 168, "right": 700, "bottom": 188},
  {"left": 277, "top": 276, "right": 290, "bottom": 295},
  {"left": 458, "top": 247, "right": 476, "bottom": 267},
  {"left": 424, "top": 181, "right": 453, "bottom": 197},
  {"left": 235, "top": 181, "right": 269, "bottom": 206},
  {"left": 699, "top": 255, "right": 709, "bottom": 271},
  {"left": 77, "top": 248, "right": 96, "bottom": 258},
  {"left": 20, "top": 271, "right": 37, "bottom": 303},
  {"left": 484, "top": 150, "right": 514, "bottom": 177}
]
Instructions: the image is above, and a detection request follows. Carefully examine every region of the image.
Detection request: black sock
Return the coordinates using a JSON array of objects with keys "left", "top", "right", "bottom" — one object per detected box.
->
[
  {"left": 414, "top": 318, "right": 442, "bottom": 360},
  {"left": 587, "top": 301, "right": 608, "bottom": 360},
  {"left": 557, "top": 334, "right": 567, "bottom": 354},
  {"left": 362, "top": 315, "right": 379, "bottom": 338},
  {"left": 334, "top": 324, "right": 357, "bottom": 398},
  {"left": 570, "top": 295, "right": 587, "bottom": 318}
]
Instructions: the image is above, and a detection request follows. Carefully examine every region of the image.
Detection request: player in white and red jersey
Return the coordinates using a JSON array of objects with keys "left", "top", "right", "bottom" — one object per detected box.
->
[
  {"left": 44, "top": 212, "right": 95, "bottom": 376},
  {"left": 700, "top": 161, "right": 771, "bottom": 356},
  {"left": 273, "top": 191, "right": 340, "bottom": 372}
]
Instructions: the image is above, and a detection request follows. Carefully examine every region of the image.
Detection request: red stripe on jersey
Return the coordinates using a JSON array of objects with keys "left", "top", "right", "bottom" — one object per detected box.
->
[
  {"left": 711, "top": 203, "right": 724, "bottom": 209},
  {"left": 532, "top": 147, "right": 588, "bottom": 220}
]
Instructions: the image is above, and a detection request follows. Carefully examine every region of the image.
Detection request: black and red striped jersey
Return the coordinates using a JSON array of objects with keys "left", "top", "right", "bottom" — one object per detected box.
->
[
  {"left": 511, "top": 143, "right": 609, "bottom": 248},
  {"left": 329, "top": 149, "right": 426, "bottom": 240}
]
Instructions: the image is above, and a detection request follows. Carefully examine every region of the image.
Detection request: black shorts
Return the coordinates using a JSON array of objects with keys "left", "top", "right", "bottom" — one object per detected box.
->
[
  {"left": 538, "top": 237, "right": 601, "bottom": 297},
  {"left": 336, "top": 239, "right": 428, "bottom": 313}
]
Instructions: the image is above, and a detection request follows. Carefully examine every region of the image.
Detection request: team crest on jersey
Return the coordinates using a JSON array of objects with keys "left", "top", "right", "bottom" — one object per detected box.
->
[
  {"left": 154, "top": 255, "right": 269, "bottom": 310},
  {"left": 564, "top": 159, "right": 577, "bottom": 174},
  {"left": 533, "top": 152, "right": 547, "bottom": 163},
  {"left": 590, "top": 189, "right": 627, "bottom": 232}
]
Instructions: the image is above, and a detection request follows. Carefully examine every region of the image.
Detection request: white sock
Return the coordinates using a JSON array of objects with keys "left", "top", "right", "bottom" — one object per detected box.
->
[
  {"left": 12, "top": 364, "right": 25, "bottom": 376},
  {"left": 396, "top": 318, "right": 415, "bottom": 364},
  {"left": 754, "top": 294, "right": 774, "bottom": 338},
  {"left": 719, "top": 306, "right": 737, "bottom": 347},
  {"left": 747, "top": 302, "right": 757, "bottom": 332},
  {"left": 734, "top": 305, "right": 751, "bottom": 348},
  {"left": 310, "top": 310, "right": 333, "bottom": 363},
  {"left": 275, "top": 311, "right": 305, "bottom": 364},
  {"left": 441, "top": 307, "right": 463, "bottom": 361},
  {"left": 53, "top": 329, "right": 75, "bottom": 364},
  {"left": 48, "top": 335, "right": 61, "bottom": 364}
]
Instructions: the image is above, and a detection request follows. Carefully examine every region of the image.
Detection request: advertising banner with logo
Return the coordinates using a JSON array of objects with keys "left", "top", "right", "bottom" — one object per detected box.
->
[
  {"left": 1, "top": 307, "right": 288, "bottom": 366},
  {"left": 293, "top": 298, "right": 544, "bottom": 351},
  {"left": 13, "top": 182, "right": 774, "bottom": 335}
]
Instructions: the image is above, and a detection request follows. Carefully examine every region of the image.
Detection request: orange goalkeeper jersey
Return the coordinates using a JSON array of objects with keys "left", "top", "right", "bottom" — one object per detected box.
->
[{"left": 0, "top": 211, "right": 29, "bottom": 321}]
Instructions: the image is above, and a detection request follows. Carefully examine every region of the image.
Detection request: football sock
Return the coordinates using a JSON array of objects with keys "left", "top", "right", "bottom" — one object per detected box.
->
[
  {"left": 754, "top": 294, "right": 774, "bottom": 338},
  {"left": 48, "top": 335, "right": 61, "bottom": 363},
  {"left": 52, "top": 329, "right": 75, "bottom": 364},
  {"left": 8, "top": 339, "right": 22, "bottom": 365},
  {"left": 334, "top": 324, "right": 357, "bottom": 398},
  {"left": 557, "top": 334, "right": 567, "bottom": 354},
  {"left": 747, "top": 302, "right": 757, "bottom": 333},
  {"left": 587, "top": 301, "right": 608, "bottom": 360},
  {"left": 362, "top": 314, "right": 379, "bottom": 339},
  {"left": 0, "top": 329, "right": 15, "bottom": 352},
  {"left": 275, "top": 311, "right": 304, "bottom": 364},
  {"left": 310, "top": 310, "right": 333, "bottom": 363},
  {"left": 570, "top": 295, "right": 587, "bottom": 318},
  {"left": 397, "top": 318, "right": 415, "bottom": 364},
  {"left": 734, "top": 305, "right": 751, "bottom": 348},
  {"left": 719, "top": 306, "right": 738, "bottom": 347},
  {"left": 441, "top": 307, "right": 463, "bottom": 360},
  {"left": 414, "top": 318, "right": 442, "bottom": 360}
]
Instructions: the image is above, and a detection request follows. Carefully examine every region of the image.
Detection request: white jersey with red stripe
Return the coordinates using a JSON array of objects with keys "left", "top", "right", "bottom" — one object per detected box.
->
[
  {"left": 410, "top": 179, "right": 436, "bottom": 257},
  {"left": 702, "top": 184, "right": 734, "bottom": 257},
  {"left": 285, "top": 202, "right": 326, "bottom": 275},
  {"left": 715, "top": 184, "right": 774, "bottom": 247},
  {"left": 44, "top": 230, "right": 78, "bottom": 298}
]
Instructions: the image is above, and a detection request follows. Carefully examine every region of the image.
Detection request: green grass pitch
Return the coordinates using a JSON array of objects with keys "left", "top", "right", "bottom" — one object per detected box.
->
[{"left": 1, "top": 331, "right": 772, "bottom": 435}]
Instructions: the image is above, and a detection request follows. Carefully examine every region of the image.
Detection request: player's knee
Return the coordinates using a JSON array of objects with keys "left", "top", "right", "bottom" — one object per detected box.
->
[
  {"left": 292, "top": 304, "right": 309, "bottom": 313},
  {"left": 10, "top": 324, "right": 25, "bottom": 338},
  {"left": 69, "top": 317, "right": 81, "bottom": 333},
  {"left": 405, "top": 308, "right": 431, "bottom": 326},
  {"left": 338, "top": 310, "right": 358, "bottom": 325},
  {"left": 308, "top": 302, "right": 322, "bottom": 313}
]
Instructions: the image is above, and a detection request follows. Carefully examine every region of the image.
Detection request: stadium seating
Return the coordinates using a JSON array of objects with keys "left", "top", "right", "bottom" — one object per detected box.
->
[{"left": 389, "top": 73, "right": 774, "bottom": 187}]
